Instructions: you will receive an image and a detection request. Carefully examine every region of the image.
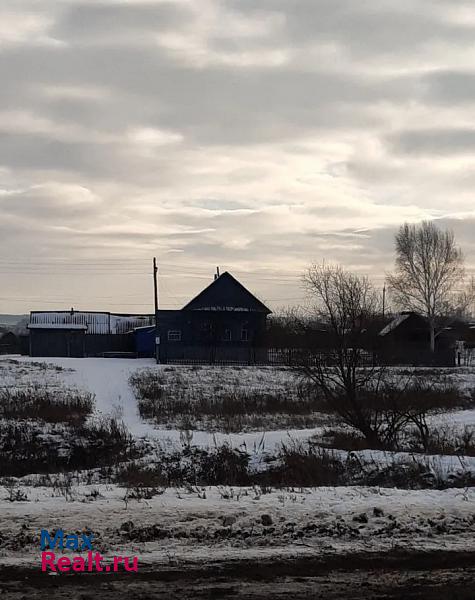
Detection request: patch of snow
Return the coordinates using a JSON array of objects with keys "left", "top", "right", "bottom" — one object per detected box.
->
[{"left": 0, "top": 484, "right": 474, "bottom": 568}]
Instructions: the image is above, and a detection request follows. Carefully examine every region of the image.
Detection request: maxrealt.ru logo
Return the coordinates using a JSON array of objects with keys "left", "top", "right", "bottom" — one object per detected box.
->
[{"left": 40, "top": 530, "right": 138, "bottom": 573}]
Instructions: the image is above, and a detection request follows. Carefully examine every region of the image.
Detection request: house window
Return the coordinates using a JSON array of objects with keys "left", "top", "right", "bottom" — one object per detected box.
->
[
  {"left": 168, "top": 329, "right": 182, "bottom": 342},
  {"left": 241, "top": 328, "right": 249, "bottom": 341},
  {"left": 223, "top": 329, "right": 232, "bottom": 341}
]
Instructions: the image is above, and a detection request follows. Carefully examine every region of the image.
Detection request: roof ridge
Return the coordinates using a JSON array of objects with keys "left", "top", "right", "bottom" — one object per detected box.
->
[{"left": 182, "top": 271, "right": 271, "bottom": 313}]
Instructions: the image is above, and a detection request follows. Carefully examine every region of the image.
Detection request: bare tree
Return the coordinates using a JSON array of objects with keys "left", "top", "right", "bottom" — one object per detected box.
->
[
  {"left": 303, "top": 263, "right": 380, "bottom": 349},
  {"left": 387, "top": 221, "right": 468, "bottom": 352},
  {"left": 300, "top": 263, "right": 465, "bottom": 449},
  {"left": 302, "top": 264, "right": 389, "bottom": 447}
]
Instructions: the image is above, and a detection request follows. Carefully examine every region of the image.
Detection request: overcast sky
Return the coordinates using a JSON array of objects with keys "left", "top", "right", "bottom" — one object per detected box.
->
[{"left": 1, "top": 0, "right": 475, "bottom": 314}]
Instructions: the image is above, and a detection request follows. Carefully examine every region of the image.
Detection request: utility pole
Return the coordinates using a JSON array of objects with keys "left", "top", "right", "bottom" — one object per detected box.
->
[
  {"left": 382, "top": 284, "right": 386, "bottom": 319},
  {"left": 153, "top": 257, "right": 159, "bottom": 363}
]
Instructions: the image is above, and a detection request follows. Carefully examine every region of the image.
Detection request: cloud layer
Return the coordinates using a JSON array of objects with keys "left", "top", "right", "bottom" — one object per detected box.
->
[{"left": 1, "top": 0, "right": 475, "bottom": 312}]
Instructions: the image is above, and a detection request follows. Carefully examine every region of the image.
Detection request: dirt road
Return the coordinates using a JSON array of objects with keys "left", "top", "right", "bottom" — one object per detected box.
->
[{"left": 1, "top": 549, "right": 474, "bottom": 599}]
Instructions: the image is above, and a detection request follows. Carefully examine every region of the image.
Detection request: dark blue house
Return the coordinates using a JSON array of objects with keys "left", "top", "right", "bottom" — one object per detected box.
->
[{"left": 156, "top": 271, "right": 271, "bottom": 364}]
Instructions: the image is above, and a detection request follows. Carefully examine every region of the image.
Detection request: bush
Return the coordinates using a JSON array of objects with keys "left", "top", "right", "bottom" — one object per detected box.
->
[
  {"left": 310, "top": 378, "right": 468, "bottom": 451},
  {"left": 116, "top": 464, "right": 168, "bottom": 488},
  {"left": 197, "top": 444, "right": 250, "bottom": 485},
  {"left": 0, "top": 417, "right": 140, "bottom": 476},
  {"left": 162, "top": 444, "right": 251, "bottom": 487},
  {"left": 261, "top": 442, "right": 345, "bottom": 487}
]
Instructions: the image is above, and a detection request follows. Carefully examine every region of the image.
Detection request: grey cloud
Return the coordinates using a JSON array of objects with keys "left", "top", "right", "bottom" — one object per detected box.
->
[
  {"left": 52, "top": 1, "right": 192, "bottom": 42},
  {"left": 421, "top": 70, "right": 475, "bottom": 105},
  {"left": 388, "top": 128, "right": 475, "bottom": 156},
  {"left": 0, "top": 127, "right": 189, "bottom": 186},
  {"left": 348, "top": 218, "right": 475, "bottom": 272},
  {"left": 0, "top": 42, "right": 407, "bottom": 152},
  {"left": 0, "top": 188, "right": 99, "bottom": 222},
  {"left": 0, "top": 133, "right": 130, "bottom": 176},
  {"left": 222, "top": 0, "right": 475, "bottom": 58},
  {"left": 436, "top": 217, "right": 475, "bottom": 259}
]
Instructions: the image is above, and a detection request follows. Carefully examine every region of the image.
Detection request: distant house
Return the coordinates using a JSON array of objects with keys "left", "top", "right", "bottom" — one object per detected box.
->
[
  {"left": 0, "top": 331, "right": 20, "bottom": 355},
  {"left": 28, "top": 310, "right": 154, "bottom": 358},
  {"left": 441, "top": 320, "right": 475, "bottom": 366},
  {"left": 378, "top": 311, "right": 456, "bottom": 366},
  {"left": 157, "top": 271, "right": 271, "bottom": 364}
]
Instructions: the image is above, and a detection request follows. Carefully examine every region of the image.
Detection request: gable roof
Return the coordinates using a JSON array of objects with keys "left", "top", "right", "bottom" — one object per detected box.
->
[
  {"left": 182, "top": 271, "right": 271, "bottom": 314},
  {"left": 379, "top": 311, "right": 427, "bottom": 337},
  {"left": 379, "top": 313, "right": 411, "bottom": 336}
]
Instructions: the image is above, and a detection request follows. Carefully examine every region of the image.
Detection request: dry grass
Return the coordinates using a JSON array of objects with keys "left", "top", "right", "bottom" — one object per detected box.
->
[
  {"left": 113, "top": 440, "right": 475, "bottom": 490},
  {"left": 0, "top": 386, "right": 94, "bottom": 425},
  {"left": 130, "top": 368, "right": 326, "bottom": 432},
  {"left": 0, "top": 417, "right": 141, "bottom": 477}
]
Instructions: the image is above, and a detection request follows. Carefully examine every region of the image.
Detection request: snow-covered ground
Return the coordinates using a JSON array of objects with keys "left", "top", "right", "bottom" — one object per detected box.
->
[
  {"left": 0, "top": 357, "right": 327, "bottom": 448},
  {"left": 3, "top": 356, "right": 475, "bottom": 448},
  {"left": 2, "top": 356, "right": 475, "bottom": 559},
  {"left": 0, "top": 356, "right": 157, "bottom": 437},
  {"left": 2, "top": 355, "right": 475, "bottom": 458},
  {"left": 1, "top": 483, "right": 474, "bottom": 568}
]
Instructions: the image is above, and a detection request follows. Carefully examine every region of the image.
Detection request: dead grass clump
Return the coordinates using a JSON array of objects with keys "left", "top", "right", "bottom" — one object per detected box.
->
[
  {"left": 163, "top": 444, "right": 251, "bottom": 487},
  {"left": 0, "top": 417, "right": 140, "bottom": 477},
  {"left": 258, "top": 442, "right": 345, "bottom": 487},
  {"left": 0, "top": 387, "right": 94, "bottom": 425},
  {"left": 408, "top": 425, "right": 475, "bottom": 457},
  {"left": 319, "top": 429, "right": 372, "bottom": 451},
  {"left": 116, "top": 463, "right": 168, "bottom": 488}
]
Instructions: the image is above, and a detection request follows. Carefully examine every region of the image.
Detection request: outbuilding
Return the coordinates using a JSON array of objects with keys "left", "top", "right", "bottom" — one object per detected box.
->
[
  {"left": 28, "top": 310, "right": 154, "bottom": 357},
  {"left": 28, "top": 323, "right": 87, "bottom": 358},
  {"left": 378, "top": 311, "right": 456, "bottom": 366}
]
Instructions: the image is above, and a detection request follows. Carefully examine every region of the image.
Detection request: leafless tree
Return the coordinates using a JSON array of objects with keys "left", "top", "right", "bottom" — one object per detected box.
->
[
  {"left": 387, "top": 221, "right": 470, "bottom": 352},
  {"left": 299, "top": 263, "right": 465, "bottom": 449},
  {"left": 301, "top": 264, "right": 390, "bottom": 447},
  {"left": 269, "top": 305, "right": 307, "bottom": 333}
]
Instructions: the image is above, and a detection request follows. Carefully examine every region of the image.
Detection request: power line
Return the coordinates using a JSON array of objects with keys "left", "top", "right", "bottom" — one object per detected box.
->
[{"left": 2, "top": 257, "right": 473, "bottom": 312}]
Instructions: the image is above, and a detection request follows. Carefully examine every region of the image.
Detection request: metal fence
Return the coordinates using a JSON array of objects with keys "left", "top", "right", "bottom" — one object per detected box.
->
[{"left": 160, "top": 347, "right": 378, "bottom": 367}]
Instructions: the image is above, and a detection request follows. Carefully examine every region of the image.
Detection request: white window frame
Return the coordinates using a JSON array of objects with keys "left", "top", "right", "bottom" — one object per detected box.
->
[{"left": 241, "top": 328, "right": 249, "bottom": 342}]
